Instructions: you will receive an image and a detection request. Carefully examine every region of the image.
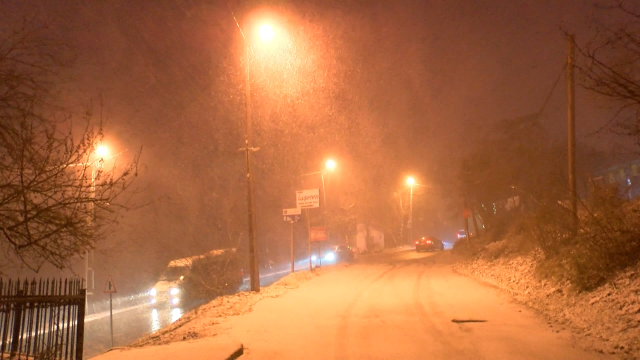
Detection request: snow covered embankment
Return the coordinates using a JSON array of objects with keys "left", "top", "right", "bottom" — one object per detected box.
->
[
  {"left": 454, "top": 255, "right": 640, "bottom": 359},
  {"left": 133, "top": 270, "right": 319, "bottom": 347}
]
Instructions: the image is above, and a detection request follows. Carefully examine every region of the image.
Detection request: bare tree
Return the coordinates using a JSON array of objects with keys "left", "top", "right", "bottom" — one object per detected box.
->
[
  {"left": 577, "top": 2, "right": 640, "bottom": 143},
  {"left": 0, "top": 23, "right": 139, "bottom": 271}
]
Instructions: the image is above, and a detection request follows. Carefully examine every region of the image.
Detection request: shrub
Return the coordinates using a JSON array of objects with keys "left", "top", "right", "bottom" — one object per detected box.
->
[
  {"left": 181, "top": 249, "right": 244, "bottom": 302},
  {"left": 532, "top": 185, "right": 640, "bottom": 291}
]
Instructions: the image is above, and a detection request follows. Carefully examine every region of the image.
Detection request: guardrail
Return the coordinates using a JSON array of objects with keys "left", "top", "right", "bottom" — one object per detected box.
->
[{"left": 0, "top": 278, "right": 85, "bottom": 360}]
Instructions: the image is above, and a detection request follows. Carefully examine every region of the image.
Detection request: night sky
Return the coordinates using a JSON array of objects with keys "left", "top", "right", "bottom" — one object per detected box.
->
[{"left": 1, "top": 0, "right": 634, "bottom": 294}]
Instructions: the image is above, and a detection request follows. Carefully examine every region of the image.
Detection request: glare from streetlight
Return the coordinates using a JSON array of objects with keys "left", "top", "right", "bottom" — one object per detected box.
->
[
  {"left": 259, "top": 24, "right": 274, "bottom": 41},
  {"left": 406, "top": 177, "right": 415, "bottom": 186},
  {"left": 96, "top": 145, "right": 108, "bottom": 158},
  {"left": 326, "top": 159, "right": 336, "bottom": 171}
]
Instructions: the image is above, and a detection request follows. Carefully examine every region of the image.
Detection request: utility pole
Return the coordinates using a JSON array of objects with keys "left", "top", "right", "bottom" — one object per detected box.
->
[
  {"left": 306, "top": 209, "right": 313, "bottom": 272},
  {"left": 244, "top": 44, "right": 260, "bottom": 292},
  {"left": 290, "top": 220, "right": 294, "bottom": 273},
  {"left": 407, "top": 184, "right": 414, "bottom": 244},
  {"left": 463, "top": 195, "right": 471, "bottom": 247},
  {"left": 471, "top": 207, "right": 480, "bottom": 238},
  {"left": 567, "top": 34, "right": 578, "bottom": 232}
]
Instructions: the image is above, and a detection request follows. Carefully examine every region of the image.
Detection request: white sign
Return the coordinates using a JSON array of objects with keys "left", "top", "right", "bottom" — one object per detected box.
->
[
  {"left": 296, "top": 189, "right": 320, "bottom": 209},
  {"left": 283, "top": 208, "right": 301, "bottom": 216},
  {"left": 104, "top": 276, "right": 117, "bottom": 294}
]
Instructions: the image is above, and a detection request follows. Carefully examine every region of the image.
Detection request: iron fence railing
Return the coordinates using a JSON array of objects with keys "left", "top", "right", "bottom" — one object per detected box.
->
[{"left": 0, "top": 278, "right": 86, "bottom": 360}]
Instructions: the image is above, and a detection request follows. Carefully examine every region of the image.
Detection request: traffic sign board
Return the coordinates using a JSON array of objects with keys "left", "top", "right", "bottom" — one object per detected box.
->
[
  {"left": 284, "top": 215, "right": 301, "bottom": 222},
  {"left": 104, "top": 276, "right": 117, "bottom": 294},
  {"left": 283, "top": 208, "right": 301, "bottom": 216},
  {"left": 296, "top": 189, "right": 320, "bottom": 209},
  {"left": 310, "top": 227, "right": 327, "bottom": 241},
  {"left": 463, "top": 209, "right": 471, "bottom": 219}
]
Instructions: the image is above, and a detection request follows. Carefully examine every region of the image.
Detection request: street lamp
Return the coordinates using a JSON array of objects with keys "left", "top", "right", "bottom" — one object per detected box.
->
[
  {"left": 86, "top": 145, "right": 109, "bottom": 300},
  {"left": 241, "top": 22, "right": 274, "bottom": 292},
  {"left": 325, "top": 159, "right": 336, "bottom": 172},
  {"left": 406, "top": 177, "right": 415, "bottom": 245},
  {"left": 322, "top": 159, "right": 336, "bottom": 208},
  {"left": 96, "top": 145, "right": 109, "bottom": 159},
  {"left": 259, "top": 24, "right": 274, "bottom": 41}
]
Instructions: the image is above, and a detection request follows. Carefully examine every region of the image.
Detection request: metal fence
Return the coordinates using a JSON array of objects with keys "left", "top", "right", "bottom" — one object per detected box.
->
[{"left": 0, "top": 278, "right": 86, "bottom": 360}]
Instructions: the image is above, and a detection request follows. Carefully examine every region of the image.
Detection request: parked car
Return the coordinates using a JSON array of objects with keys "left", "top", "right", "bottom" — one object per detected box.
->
[{"left": 415, "top": 236, "right": 444, "bottom": 252}]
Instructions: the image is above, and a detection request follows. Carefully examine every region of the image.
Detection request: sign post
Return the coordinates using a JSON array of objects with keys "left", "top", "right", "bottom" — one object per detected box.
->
[
  {"left": 104, "top": 276, "right": 117, "bottom": 348},
  {"left": 310, "top": 227, "right": 327, "bottom": 267},
  {"left": 296, "top": 190, "right": 319, "bottom": 272},
  {"left": 283, "top": 208, "right": 301, "bottom": 273}
]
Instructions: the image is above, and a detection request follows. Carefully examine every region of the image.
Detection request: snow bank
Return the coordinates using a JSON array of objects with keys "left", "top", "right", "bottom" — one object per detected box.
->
[
  {"left": 132, "top": 270, "right": 320, "bottom": 347},
  {"left": 454, "top": 255, "right": 640, "bottom": 359}
]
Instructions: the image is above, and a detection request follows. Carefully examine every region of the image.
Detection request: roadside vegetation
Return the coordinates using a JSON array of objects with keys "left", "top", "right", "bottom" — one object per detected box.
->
[
  {"left": 454, "top": 2, "right": 640, "bottom": 292},
  {"left": 453, "top": 184, "right": 640, "bottom": 292}
]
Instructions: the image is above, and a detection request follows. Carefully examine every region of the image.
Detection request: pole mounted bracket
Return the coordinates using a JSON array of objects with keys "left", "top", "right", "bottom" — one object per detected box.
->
[{"left": 237, "top": 147, "right": 261, "bottom": 152}]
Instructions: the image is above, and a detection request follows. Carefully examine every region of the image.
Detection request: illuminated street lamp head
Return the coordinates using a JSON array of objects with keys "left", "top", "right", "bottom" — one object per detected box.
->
[
  {"left": 326, "top": 159, "right": 336, "bottom": 171},
  {"left": 406, "top": 177, "right": 415, "bottom": 186},
  {"left": 96, "top": 145, "right": 108, "bottom": 158},
  {"left": 259, "top": 24, "right": 274, "bottom": 41}
]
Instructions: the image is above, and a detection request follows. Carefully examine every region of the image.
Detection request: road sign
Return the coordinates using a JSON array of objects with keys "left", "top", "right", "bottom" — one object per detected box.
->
[
  {"left": 283, "top": 208, "right": 301, "bottom": 215},
  {"left": 283, "top": 208, "right": 301, "bottom": 222},
  {"left": 104, "top": 276, "right": 117, "bottom": 294},
  {"left": 284, "top": 215, "right": 301, "bottom": 222},
  {"left": 310, "top": 227, "right": 327, "bottom": 241},
  {"left": 463, "top": 208, "right": 471, "bottom": 219},
  {"left": 296, "top": 189, "right": 320, "bottom": 209}
]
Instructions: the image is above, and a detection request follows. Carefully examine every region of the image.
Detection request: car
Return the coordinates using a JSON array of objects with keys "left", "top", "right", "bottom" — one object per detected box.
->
[
  {"left": 456, "top": 230, "right": 467, "bottom": 239},
  {"left": 415, "top": 236, "right": 444, "bottom": 252},
  {"left": 148, "top": 248, "right": 243, "bottom": 307},
  {"left": 312, "top": 245, "right": 356, "bottom": 263},
  {"left": 332, "top": 245, "right": 356, "bottom": 262}
]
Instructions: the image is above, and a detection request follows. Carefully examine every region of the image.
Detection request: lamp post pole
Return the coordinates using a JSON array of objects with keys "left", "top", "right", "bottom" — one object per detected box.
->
[
  {"left": 406, "top": 177, "right": 416, "bottom": 245},
  {"left": 408, "top": 183, "right": 414, "bottom": 245},
  {"left": 244, "top": 42, "right": 260, "bottom": 292}
]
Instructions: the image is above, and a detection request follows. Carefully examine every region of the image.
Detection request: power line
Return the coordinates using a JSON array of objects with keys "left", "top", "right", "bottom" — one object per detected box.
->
[{"left": 538, "top": 64, "right": 566, "bottom": 116}]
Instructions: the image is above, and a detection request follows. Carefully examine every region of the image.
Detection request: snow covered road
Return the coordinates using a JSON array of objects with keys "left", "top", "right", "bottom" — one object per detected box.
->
[{"left": 224, "top": 249, "right": 614, "bottom": 360}]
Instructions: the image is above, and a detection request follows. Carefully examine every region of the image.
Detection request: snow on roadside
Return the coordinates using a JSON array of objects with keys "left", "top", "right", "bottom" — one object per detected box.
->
[
  {"left": 132, "top": 269, "right": 320, "bottom": 347},
  {"left": 454, "top": 254, "right": 640, "bottom": 359}
]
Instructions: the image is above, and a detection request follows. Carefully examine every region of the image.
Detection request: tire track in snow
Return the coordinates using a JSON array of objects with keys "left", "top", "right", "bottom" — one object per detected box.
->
[
  {"left": 412, "top": 263, "right": 483, "bottom": 359},
  {"left": 333, "top": 265, "right": 397, "bottom": 360}
]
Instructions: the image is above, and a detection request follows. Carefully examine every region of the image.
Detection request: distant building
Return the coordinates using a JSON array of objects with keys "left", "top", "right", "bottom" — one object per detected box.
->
[
  {"left": 356, "top": 224, "right": 384, "bottom": 253},
  {"left": 592, "top": 159, "right": 640, "bottom": 199}
]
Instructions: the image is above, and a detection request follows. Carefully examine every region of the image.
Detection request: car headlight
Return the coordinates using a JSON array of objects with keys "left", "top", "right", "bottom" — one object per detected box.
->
[
  {"left": 170, "top": 288, "right": 179, "bottom": 296},
  {"left": 311, "top": 255, "right": 317, "bottom": 261},
  {"left": 324, "top": 252, "right": 335, "bottom": 261},
  {"left": 149, "top": 288, "right": 157, "bottom": 297}
]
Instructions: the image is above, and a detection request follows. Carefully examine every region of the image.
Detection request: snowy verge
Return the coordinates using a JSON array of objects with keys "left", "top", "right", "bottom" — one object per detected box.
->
[
  {"left": 453, "top": 254, "right": 640, "bottom": 359},
  {"left": 132, "top": 269, "right": 322, "bottom": 347}
]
